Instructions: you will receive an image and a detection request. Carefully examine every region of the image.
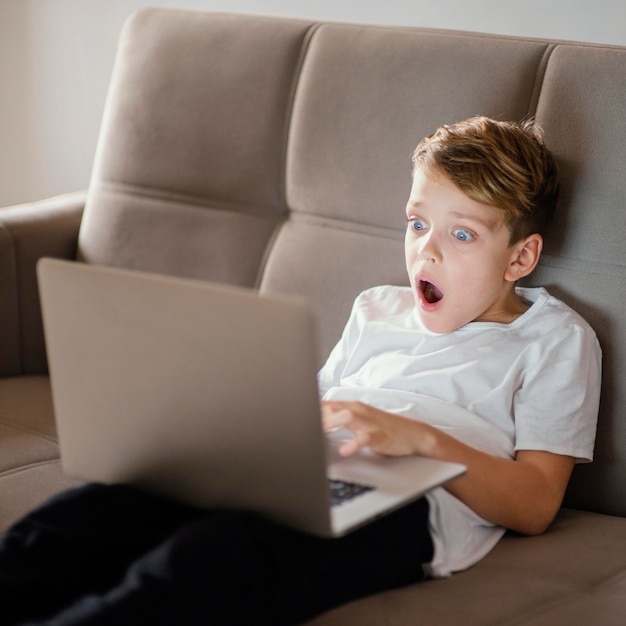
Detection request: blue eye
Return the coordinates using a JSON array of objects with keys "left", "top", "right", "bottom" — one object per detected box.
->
[
  {"left": 409, "top": 219, "right": 427, "bottom": 232},
  {"left": 453, "top": 228, "right": 473, "bottom": 242}
]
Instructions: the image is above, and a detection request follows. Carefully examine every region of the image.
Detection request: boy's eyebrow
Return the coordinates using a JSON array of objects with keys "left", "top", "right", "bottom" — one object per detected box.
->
[
  {"left": 405, "top": 200, "right": 425, "bottom": 214},
  {"left": 449, "top": 210, "right": 502, "bottom": 230}
]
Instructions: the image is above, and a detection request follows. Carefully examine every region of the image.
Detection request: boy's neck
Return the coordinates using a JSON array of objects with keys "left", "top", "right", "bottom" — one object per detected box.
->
[{"left": 475, "top": 288, "right": 530, "bottom": 325}]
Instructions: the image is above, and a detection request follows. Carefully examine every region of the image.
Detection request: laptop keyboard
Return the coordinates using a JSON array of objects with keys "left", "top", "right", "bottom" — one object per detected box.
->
[{"left": 329, "top": 479, "right": 374, "bottom": 506}]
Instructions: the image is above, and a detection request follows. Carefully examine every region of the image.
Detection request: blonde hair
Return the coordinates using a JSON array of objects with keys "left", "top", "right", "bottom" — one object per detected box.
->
[{"left": 412, "top": 116, "right": 560, "bottom": 243}]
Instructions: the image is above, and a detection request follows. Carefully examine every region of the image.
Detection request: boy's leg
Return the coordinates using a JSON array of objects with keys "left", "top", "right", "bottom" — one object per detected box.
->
[
  {"left": 0, "top": 483, "right": 203, "bottom": 625},
  {"left": 34, "top": 497, "right": 433, "bottom": 626}
]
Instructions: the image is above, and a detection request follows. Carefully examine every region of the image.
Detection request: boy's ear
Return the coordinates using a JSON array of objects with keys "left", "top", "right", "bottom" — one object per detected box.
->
[{"left": 505, "top": 234, "right": 543, "bottom": 282}]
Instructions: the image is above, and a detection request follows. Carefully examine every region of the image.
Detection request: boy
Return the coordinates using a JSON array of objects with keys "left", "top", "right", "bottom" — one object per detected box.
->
[
  {"left": 321, "top": 116, "right": 600, "bottom": 576},
  {"left": 0, "top": 117, "right": 600, "bottom": 624}
]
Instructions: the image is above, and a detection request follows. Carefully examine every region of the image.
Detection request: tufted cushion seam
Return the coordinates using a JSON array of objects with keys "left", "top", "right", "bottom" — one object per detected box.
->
[
  {"left": 0, "top": 419, "right": 58, "bottom": 444},
  {"left": 0, "top": 458, "right": 62, "bottom": 479},
  {"left": 91, "top": 180, "right": 289, "bottom": 219}
]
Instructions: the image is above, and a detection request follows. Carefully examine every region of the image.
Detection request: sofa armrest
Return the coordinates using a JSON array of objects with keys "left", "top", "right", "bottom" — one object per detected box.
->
[{"left": 0, "top": 191, "right": 86, "bottom": 376}]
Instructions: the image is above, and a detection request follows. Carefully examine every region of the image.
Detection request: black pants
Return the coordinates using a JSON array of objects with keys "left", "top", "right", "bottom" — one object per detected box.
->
[{"left": 0, "top": 484, "right": 433, "bottom": 625}]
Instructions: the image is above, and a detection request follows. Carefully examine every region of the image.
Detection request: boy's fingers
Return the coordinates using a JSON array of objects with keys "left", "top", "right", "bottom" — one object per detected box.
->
[
  {"left": 321, "top": 402, "right": 361, "bottom": 429},
  {"left": 339, "top": 430, "right": 369, "bottom": 456}
]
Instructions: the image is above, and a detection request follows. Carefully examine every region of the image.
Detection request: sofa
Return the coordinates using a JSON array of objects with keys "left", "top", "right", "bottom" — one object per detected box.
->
[{"left": 1, "top": 7, "right": 625, "bottom": 624}]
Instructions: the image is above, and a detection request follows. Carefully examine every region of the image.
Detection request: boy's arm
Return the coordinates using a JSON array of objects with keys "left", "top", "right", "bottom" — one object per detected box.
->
[{"left": 322, "top": 401, "right": 575, "bottom": 536}]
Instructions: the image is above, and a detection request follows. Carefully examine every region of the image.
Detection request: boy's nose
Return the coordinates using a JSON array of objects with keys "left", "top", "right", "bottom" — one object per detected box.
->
[{"left": 417, "top": 233, "right": 442, "bottom": 262}]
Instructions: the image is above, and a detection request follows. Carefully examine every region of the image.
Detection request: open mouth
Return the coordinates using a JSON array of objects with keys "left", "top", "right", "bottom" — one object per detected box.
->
[{"left": 419, "top": 280, "right": 444, "bottom": 304}]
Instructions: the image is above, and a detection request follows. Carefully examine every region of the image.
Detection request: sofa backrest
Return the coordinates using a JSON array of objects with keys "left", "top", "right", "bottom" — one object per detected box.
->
[{"left": 77, "top": 8, "right": 626, "bottom": 518}]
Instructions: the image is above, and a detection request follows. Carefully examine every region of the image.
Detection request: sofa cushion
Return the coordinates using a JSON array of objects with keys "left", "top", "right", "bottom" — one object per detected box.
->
[
  {"left": 306, "top": 508, "right": 626, "bottom": 625},
  {"left": 78, "top": 10, "right": 313, "bottom": 288},
  {"left": 526, "top": 43, "right": 626, "bottom": 517},
  {"left": 0, "top": 460, "right": 78, "bottom": 536},
  {"left": 285, "top": 25, "right": 551, "bottom": 226},
  {"left": 0, "top": 376, "right": 78, "bottom": 534}
]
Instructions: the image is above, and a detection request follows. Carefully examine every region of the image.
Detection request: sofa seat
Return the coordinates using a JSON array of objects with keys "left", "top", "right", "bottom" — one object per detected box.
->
[
  {"left": 308, "top": 508, "right": 626, "bottom": 626},
  {"left": 4, "top": 375, "right": 624, "bottom": 626},
  {"left": 0, "top": 376, "right": 78, "bottom": 533}
]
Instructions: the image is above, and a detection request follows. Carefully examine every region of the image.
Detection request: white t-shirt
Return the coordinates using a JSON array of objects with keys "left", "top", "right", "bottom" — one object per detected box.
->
[{"left": 318, "top": 285, "right": 601, "bottom": 577}]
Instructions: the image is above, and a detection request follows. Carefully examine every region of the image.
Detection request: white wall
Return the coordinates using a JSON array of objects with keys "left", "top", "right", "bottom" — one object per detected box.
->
[{"left": 1, "top": 0, "right": 625, "bottom": 206}]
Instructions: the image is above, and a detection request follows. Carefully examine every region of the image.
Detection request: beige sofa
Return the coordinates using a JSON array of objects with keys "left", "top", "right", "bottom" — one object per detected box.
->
[{"left": 1, "top": 7, "right": 625, "bottom": 624}]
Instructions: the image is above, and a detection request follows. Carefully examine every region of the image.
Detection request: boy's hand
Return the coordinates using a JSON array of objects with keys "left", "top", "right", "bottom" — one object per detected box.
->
[{"left": 321, "top": 400, "right": 432, "bottom": 458}]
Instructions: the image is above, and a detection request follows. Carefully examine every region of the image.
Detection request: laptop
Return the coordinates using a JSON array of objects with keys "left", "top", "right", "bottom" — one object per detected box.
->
[{"left": 37, "top": 258, "right": 465, "bottom": 537}]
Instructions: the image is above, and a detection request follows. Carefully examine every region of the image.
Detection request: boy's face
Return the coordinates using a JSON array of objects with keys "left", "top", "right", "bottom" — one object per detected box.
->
[{"left": 405, "top": 166, "right": 529, "bottom": 334}]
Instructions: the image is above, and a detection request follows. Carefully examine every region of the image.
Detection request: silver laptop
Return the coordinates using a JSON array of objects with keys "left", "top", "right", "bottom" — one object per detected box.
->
[{"left": 37, "top": 258, "right": 465, "bottom": 537}]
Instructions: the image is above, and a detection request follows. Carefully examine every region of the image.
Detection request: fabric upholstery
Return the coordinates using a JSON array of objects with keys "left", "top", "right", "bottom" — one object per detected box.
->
[
  {"left": 78, "top": 10, "right": 312, "bottom": 287},
  {"left": 0, "top": 376, "right": 79, "bottom": 532},
  {"left": 526, "top": 44, "right": 626, "bottom": 516},
  {"left": 0, "top": 193, "right": 85, "bottom": 376},
  {"left": 307, "top": 509, "right": 626, "bottom": 625}
]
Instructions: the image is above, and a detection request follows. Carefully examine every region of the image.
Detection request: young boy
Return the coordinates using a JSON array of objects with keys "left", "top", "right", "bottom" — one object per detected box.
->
[
  {"left": 321, "top": 115, "right": 600, "bottom": 577},
  {"left": 0, "top": 117, "right": 600, "bottom": 625}
]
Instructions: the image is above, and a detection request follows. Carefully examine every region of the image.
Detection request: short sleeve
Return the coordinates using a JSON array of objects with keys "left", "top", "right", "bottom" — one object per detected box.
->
[{"left": 513, "top": 322, "right": 601, "bottom": 462}]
